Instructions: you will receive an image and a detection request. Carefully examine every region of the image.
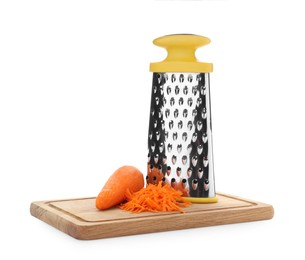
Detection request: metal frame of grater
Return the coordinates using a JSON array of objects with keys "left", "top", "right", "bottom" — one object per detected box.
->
[{"left": 147, "top": 34, "right": 217, "bottom": 203}]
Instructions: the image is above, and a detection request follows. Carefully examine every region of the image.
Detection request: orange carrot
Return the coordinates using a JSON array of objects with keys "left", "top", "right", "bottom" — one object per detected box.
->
[
  {"left": 120, "top": 181, "right": 191, "bottom": 213},
  {"left": 96, "top": 166, "right": 144, "bottom": 210}
]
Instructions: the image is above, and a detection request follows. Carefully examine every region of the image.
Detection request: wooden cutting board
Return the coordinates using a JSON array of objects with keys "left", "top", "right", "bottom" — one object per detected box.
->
[{"left": 30, "top": 193, "right": 274, "bottom": 240}]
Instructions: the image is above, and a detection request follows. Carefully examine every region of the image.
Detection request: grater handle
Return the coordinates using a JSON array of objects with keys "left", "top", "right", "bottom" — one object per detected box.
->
[
  {"left": 153, "top": 34, "right": 210, "bottom": 62},
  {"left": 150, "top": 34, "right": 213, "bottom": 72}
]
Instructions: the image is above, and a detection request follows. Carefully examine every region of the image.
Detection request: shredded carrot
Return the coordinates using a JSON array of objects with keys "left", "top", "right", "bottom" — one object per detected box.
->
[{"left": 120, "top": 181, "right": 191, "bottom": 213}]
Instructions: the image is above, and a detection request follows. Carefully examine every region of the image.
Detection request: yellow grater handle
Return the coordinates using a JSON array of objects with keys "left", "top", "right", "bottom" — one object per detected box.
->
[{"left": 150, "top": 34, "right": 213, "bottom": 73}]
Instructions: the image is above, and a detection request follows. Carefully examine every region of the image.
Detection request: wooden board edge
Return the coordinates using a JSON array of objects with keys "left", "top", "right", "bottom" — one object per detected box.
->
[
  {"left": 30, "top": 201, "right": 84, "bottom": 239},
  {"left": 77, "top": 203, "right": 274, "bottom": 240},
  {"left": 71, "top": 203, "right": 274, "bottom": 240}
]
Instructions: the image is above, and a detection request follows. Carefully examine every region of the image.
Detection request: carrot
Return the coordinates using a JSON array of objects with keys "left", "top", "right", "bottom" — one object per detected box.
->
[
  {"left": 120, "top": 181, "right": 191, "bottom": 213},
  {"left": 96, "top": 166, "right": 144, "bottom": 210}
]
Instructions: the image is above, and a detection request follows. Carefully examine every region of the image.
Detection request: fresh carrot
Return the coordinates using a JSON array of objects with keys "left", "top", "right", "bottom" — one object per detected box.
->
[
  {"left": 120, "top": 181, "right": 191, "bottom": 213},
  {"left": 96, "top": 166, "right": 144, "bottom": 210}
]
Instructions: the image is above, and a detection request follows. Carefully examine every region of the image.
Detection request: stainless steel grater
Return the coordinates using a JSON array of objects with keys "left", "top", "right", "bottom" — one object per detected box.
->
[{"left": 147, "top": 34, "right": 217, "bottom": 203}]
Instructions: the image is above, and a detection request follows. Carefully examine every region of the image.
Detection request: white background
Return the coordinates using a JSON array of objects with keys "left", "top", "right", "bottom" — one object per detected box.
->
[{"left": 1, "top": 0, "right": 304, "bottom": 259}]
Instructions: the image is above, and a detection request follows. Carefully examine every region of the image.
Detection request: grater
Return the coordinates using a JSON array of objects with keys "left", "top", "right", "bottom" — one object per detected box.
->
[{"left": 147, "top": 34, "right": 217, "bottom": 203}]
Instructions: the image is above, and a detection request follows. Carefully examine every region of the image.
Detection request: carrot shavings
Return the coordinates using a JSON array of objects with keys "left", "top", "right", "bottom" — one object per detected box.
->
[{"left": 120, "top": 182, "right": 191, "bottom": 213}]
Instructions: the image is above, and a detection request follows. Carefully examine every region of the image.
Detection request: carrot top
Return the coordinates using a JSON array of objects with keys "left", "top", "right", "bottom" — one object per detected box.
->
[{"left": 120, "top": 182, "right": 191, "bottom": 213}]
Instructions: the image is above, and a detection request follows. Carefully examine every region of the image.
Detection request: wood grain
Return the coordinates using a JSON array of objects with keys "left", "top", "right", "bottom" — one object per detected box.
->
[{"left": 30, "top": 193, "right": 274, "bottom": 240}]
